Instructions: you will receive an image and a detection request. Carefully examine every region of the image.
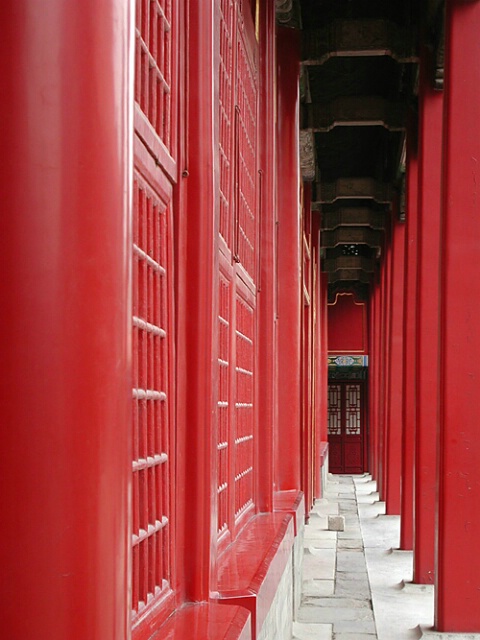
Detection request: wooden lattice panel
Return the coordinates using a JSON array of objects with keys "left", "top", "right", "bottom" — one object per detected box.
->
[
  {"left": 217, "top": 271, "right": 231, "bottom": 536},
  {"left": 135, "top": 0, "right": 174, "bottom": 152},
  {"left": 132, "top": 175, "right": 172, "bottom": 616},
  {"left": 219, "top": 0, "right": 235, "bottom": 247},
  {"left": 328, "top": 384, "right": 342, "bottom": 436},
  {"left": 235, "top": 22, "right": 258, "bottom": 280},
  {"left": 345, "top": 384, "right": 361, "bottom": 435},
  {"left": 234, "top": 292, "right": 255, "bottom": 521}
]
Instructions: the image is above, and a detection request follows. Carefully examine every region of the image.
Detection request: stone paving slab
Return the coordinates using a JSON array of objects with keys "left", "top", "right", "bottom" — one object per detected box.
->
[
  {"left": 336, "top": 550, "right": 368, "bottom": 573},
  {"left": 292, "top": 474, "right": 437, "bottom": 640},
  {"left": 292, "top": 621, "right": 332, "bottom": 640},
  {"left": 302, "top": 579, "right": 335, "bottom": 597},
  {"left": 297, "top": 605, "right": 374, "bottom": 624},
  {"left": 335, "top": 634, "right": 378, "bottom": 640}
]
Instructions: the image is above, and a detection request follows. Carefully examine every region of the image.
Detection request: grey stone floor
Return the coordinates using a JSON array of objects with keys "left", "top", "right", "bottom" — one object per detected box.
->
[{"left": 292, "top": 474, "right": 435, "bottom": 640}]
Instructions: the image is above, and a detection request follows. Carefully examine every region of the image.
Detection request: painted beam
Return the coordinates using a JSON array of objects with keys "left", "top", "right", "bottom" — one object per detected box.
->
[
  {"left": 303, "top": 96, "right": 406, "bottom": 132},
  {"left": 321, "top": 208, "right": 387, "bottom": 230},
  {"left": 321, "top": 227, "right": 383, "bottom": 248},
  {"left": 315, "top": 178, "right": 394, "bottom": 204},
  {"left": 327, "top": 270, "right": 371, "bottom": 284},
  {"left": 302, "top": 19, "right": 418, "bottom": 65},
  {"left": 324, "top": 255, "right": 375, "bottom": 273}
]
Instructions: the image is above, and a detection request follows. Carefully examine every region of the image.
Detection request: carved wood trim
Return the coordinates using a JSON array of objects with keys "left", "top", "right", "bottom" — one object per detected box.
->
[
  {"left": 321, "top": 208, "right": 386, "bottom": 230},
  {"left": 321, "top": 228, "right": 383, "bottom": 248},
  {"left": 303, "top": 96, "right": 406, "bottom": 132},
  {"left": 302, "top": 19, "right": 418, "bottom": 65},
  {"left": 315, "top": 178, "right": 395, "bottom": 204}
]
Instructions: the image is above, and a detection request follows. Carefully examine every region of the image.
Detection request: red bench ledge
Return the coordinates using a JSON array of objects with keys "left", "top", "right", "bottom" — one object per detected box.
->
[
  {"left": 153, "top": 603, "right": 251, "bottom": 640},
  {"left": 319, "top": 441, "right": 329, "bottom": 466},
  {"left": 214, "top": 513, "right": 295, "bottom": 640},
  {"left": 273, "top": 490, "right": 305, "bottom": 535}
]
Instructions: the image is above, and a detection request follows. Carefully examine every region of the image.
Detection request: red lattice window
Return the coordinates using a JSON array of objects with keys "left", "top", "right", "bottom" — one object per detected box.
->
[
  {"left": 328, "top": 384, "right": 342, "bottom": 436},
  {"left": 132, "top": 174, "right": 173, "bottom": 618},
  {"left": 216, "top": 0, "right": 258, "bottom": 545},
  {"left": 234, "top": 23, "right": 258, "bottom": 280},
  {"left": 217, "top": 270, "right": 232, "bottom": 537},
  {"left": 135, "top": 0, "right": 174, "bottom": 153},
  {"left": 345, "top": 384, "right": 361, "bottom": 435},
  {"left": 234, "top": 291, "right": 255, "bottom": 521},
  {"left": 219, "top": 0, "right": 235, "bottom": 247}
]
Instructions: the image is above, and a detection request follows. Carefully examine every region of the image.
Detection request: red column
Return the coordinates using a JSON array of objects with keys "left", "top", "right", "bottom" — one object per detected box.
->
[
  {"left": 413, "top": 47, "right": 443, "bottom": 586},
  {"left": 378, "top": 227, "right": 392, "bottom": 499},
  {"left": 256, "top": 0, "right": 277, "bottom": 512},
  {"left": 275, "top": 27, "right": 302, "bottom": 490},
  {"left": 400, "top": 134, "right": 419, "bottom": 551},
  {"left": 371, "top": 279, "right": 382, "bottom": 479},
  {"left": 177, "top": 0, "right": 218, "bottom": 599},
  {"left": 367, "top": 285, "right": 377, "bottom": 474},
  {"left": 313, "top": 214, "right": 323, "bottom": 499},
  {"left": 385, "top": 217, "right": 405, "bottom": 515},
  {"left": 436, "top": 0, "right": 480, "bottom": 630},
  {"left": 0, "top": 2, "right": 133, "bottom": 638},
  {"left": 302, "top": 185, "right": 314, "bottom": 512},
  {"left": 320, "top": 271, "right": 329, "bottom": 447}
]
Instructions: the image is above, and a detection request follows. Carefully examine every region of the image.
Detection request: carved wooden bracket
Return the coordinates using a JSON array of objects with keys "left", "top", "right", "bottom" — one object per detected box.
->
[
  {"left": 321, "top": 227, "right": 383, "bottom": 248},
  {"left": 302, "top": 19, "right": 418, "bottom": 65},
  {"left": 315, "top": 177, "right": 395, "bottom": 204},
  {"left": 323, "top": 255, "right": 375, "bottom": 273},
  {"left": 300, "top": 130, "right": 316, "bottom": 181},
  {"left": 328, "top": 281, "right": 370, "bottom": 303},
  {"left": 275, "top": 0, "right": 301, "bottom": 28},
  {"left": 328, "top": 269, "right": 372, "bottom": 284},
  {"left": 321, "top": 208, "right": 386, "bottom": 230},
  {"left": 303, "top": 96, "right": 406, "bottom": 132}
]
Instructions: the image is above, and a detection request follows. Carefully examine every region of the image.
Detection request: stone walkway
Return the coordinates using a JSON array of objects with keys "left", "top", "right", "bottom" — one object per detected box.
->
[{"left": 292, "top": 474, "right": 435, "bottom": 640}]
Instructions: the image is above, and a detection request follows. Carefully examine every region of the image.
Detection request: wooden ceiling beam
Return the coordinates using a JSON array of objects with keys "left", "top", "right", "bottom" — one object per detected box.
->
[
  {"left": 303, "top": 96, "right": 406, "bottom": 132},
  {"left": 314, "top": 177, "right": 395, "bottom": 204},
  {"left": 321, "top": 207, "right": 386, "bottom": 229},
  {"left": 323, "top": 255, "right": 375, "bottom": 273},
  {"left": 302, "top": 19, "right": 418, "bottom": 65},
  {"left": 321, "top": 227, "right": 383, "bottom": 248},
  {"left": 327, "top": 269, "right": 372, "bottom": 284}
]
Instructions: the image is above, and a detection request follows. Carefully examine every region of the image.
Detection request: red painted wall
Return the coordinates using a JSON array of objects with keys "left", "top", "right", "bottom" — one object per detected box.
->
[{"left": 328, "top": 293, "right": 368, "bottom": 354}]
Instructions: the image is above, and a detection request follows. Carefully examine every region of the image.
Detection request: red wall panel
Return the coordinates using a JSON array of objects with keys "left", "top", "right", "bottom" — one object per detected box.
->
[{"left": 328, "top": 293, "right": 367, "bottom": 354}]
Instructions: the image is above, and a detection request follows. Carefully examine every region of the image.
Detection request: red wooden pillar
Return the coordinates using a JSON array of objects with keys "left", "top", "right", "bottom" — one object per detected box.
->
[
  {"left": 0, "top": 2, "right": 133, "bottom": 638},
  {"left": 400, "top": 132, "right": 419, "bottom": 551},
  {"left": 436, "top": 0, "right": 480, "bottom": 630},
  {"left": 312, "top": 213, "right": 323, "bottom": 498},
  {"left": 177, "top": 0, "right": 218, "bottom": 600},
  {"left": 385, "top": 216, "right": 405, "bottom": 516},
  {"left": 379, "top": 224, "right": 393, "bottom": 501},
  {"left": 275, "top": 27, "right": 302, "bottom": 491},
  {"left": 302, "top": 185, "right": 314, "bottom": 511},
  {"left": 413, "top": 47, "right": 442, "bottom": 586},
  {"left": 320, "top": 271, "right": 329, "bottom": 446},
  {"left": 367, "top": 285, "right": 376, "bottom": 474},
  {"left": 371, "top": 279, "right": 382, "bottom": 479},
  {"left": 256, "top": 0, "right": 277, "bottom": 512}
]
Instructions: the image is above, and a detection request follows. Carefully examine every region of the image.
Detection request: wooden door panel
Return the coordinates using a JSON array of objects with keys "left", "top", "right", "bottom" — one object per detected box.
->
[{"left": 327, "top": 381, "right": 365, "bottom": 474}]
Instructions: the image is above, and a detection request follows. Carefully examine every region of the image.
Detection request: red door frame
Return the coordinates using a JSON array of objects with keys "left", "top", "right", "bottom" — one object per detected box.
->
[{"left": 328, "top": 379, "right": 367, "bottom": 474}]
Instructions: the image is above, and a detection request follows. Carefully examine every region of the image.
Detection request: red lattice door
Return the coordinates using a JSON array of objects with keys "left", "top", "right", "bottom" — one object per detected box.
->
[
  {"left": 327, "top": 382, "right": 365, "bottom": 474},
  {"left": 216, "top": 0, "right": 258, "bottom": 551}
]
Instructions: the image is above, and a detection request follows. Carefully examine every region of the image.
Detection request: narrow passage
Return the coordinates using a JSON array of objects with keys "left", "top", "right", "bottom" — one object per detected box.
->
[{"left": 292, "top": 475, "right": 434, "bottom": 640}]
